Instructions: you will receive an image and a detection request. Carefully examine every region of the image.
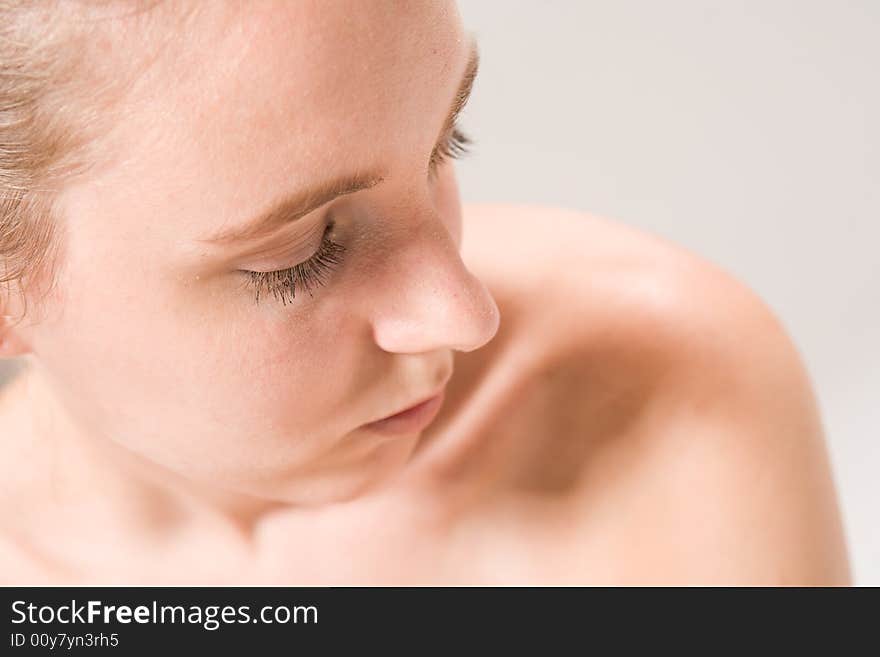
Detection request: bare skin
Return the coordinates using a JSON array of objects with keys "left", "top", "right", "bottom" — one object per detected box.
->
[
  {"left": 0, "top": 202, "right": 851, "bottom": 585},
  {"left": 0, "top": 2, "right": 850, "bottom": 584}
]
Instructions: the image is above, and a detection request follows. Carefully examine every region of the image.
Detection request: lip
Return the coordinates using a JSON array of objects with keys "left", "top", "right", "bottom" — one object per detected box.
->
[{"left": 362, "top": 389, "right": 446, "bottom": 435}]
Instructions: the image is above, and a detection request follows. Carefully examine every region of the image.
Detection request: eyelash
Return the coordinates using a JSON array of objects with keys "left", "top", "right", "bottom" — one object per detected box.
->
[
  {"left": 245, "top": 124, "right": 473, "bottom": 306},
  {"left": 245, "top": 222, "right": 346, "bottom": 306},
  {"left": 429, "top": 125, "right": 473, "bottom": 177}
]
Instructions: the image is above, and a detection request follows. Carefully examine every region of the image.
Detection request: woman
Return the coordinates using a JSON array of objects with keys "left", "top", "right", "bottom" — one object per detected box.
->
[{"left": 0, "top": 0, "right": 851, "bottom": 584}]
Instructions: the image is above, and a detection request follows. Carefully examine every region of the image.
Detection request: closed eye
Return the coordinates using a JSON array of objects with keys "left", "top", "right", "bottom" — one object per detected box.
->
[
  {"left": 241, "top": 222, "right": 345, "bottom": 306},
  {"left": 241, "top": 124, "right": 475, "bottom": 306}
]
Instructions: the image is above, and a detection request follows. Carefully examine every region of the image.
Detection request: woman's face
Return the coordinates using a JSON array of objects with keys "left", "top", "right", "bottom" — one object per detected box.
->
[{"left": 17, "top": 1, "right": 499, "bottom": 505}]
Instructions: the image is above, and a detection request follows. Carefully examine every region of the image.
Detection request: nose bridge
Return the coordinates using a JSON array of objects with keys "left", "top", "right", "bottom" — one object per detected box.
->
[{"left": 370, "top": 213, "right": 500, "bottom": 355}]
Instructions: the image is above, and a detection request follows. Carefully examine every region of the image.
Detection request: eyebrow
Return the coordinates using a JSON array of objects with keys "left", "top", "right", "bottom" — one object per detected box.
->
[{"left": 203, "top": 37, "right": 481, "bottom": 246}]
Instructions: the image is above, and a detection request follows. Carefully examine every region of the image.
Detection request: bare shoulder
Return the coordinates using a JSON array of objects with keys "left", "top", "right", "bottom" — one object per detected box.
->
[
  {"left": 454, "top": 203, "right": 851, "bottom": 584},
  {"left": 462, "top": 202, "right": 825, "bottom": 404}
]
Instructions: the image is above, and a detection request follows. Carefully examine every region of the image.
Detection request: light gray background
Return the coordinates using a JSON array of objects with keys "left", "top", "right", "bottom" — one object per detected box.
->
[
  {"left": 1, "top": 0, "right": 876, "bottom": 583},
  {"left": 455, "top": 0, "right": 878, "bottom": 584}
]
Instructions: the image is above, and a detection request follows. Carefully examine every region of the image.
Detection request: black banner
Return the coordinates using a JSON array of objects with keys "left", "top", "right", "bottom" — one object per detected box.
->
[{"left": 1, "top": 586, "right": 873, "bottom": 653}]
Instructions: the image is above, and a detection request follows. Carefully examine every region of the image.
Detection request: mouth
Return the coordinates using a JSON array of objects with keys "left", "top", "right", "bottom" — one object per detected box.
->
[{"left": 362, "top": 388, "right": 447, "bottom": 436}]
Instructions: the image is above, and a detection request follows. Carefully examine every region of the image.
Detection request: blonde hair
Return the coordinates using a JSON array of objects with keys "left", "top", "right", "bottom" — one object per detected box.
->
[{"left": 0, "top": 0, "right": 169, "bottom": 323}]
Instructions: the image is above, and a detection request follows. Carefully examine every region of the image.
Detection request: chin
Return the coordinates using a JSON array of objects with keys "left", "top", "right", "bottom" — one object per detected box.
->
[{"left": 266, "top": 436, "right": 419, "bottom": 507}]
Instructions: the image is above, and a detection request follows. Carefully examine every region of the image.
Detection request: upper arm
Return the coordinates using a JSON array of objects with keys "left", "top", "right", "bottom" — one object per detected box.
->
[
  {"left": 651, "top": 300, "right": 846, "bottom": 583},
  {"left": 564, "top": 234, "right": 851, "bottom": 585}
]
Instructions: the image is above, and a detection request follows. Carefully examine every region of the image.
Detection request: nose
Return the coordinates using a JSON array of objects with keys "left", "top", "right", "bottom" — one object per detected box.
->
[{"left": 369, "top": 219, "right": 500, "bottom": 355}]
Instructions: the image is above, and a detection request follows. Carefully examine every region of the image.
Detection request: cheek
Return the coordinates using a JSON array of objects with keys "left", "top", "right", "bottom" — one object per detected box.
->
[
  {"left": 30, "top": 250, "right": 164, "bottom": 386},
  {"left": 189, "top": 301, "right": 361, "bottom": 435}
]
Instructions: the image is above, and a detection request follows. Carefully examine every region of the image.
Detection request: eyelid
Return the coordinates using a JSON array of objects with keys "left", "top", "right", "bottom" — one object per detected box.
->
[
  {"left": 243, "top": 222, "right": 345, "bottom": 305},
  {"left": 236, "top": 120, "right": 472, "bottom": 270},
  {"left": 236, "top": 218, "right": 328, "bottom": 272}
]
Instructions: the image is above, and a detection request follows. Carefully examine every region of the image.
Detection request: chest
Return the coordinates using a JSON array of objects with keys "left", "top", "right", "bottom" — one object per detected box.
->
[{"left": 242, "top": 484, "right": 588, "bottom": 585}]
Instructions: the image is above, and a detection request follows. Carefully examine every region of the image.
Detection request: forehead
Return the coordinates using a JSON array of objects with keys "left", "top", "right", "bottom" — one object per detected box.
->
[{"left": 71, "top": 0, "right": 466, "bottom": 244}]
